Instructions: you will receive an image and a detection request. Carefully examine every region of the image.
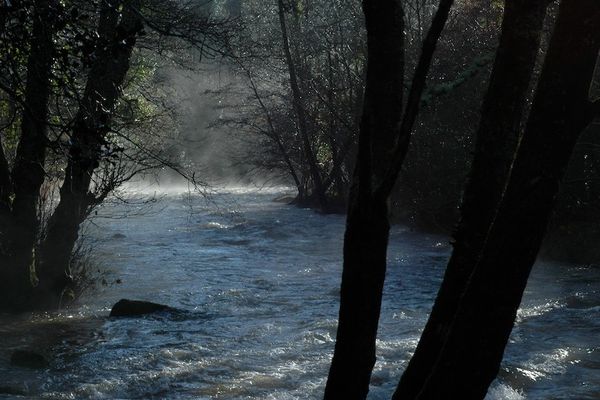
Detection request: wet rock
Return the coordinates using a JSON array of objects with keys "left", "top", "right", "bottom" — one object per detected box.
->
[
  {"left": 10, "top": 350, "right": 48, "bottom": 369},
  {"left": 109, "top": 299, "right": 174, "bottom": 317},
  {"left": 272, "top": 195, "right": 296, "bottom": 204}
]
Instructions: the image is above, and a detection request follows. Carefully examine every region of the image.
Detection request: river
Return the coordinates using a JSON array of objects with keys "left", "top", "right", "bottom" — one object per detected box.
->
[{"left": 1, "top": 188, "right": 599, "bottom": 399}]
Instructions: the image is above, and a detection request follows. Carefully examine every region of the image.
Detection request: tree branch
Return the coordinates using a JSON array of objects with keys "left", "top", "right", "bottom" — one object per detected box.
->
[
  {"left": 241, "top": 62, "right": 303, "bottom": 191},
  {"left": 375, "top": 0, "right": 455, "bottom": 199}
]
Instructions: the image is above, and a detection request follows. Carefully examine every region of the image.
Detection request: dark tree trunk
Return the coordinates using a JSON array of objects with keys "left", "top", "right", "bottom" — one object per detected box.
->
[
  {"left": 0, "top": 0, "right": 55, "bottom": 308},
  {"left": 323, "top": 0, "right": 403, "bottom": 385},
  {"left": 36, "top": 0, "right": 142, "bottom": 301},
  {"left": 277, "top": 0, "right": 328, "bottom": 211},
  {"left": 415, "top": 1, "right": 600, "bottom": 398},
  {"left": 324, "top": 192, "right": 391, "bottom": 399},
  {"left": 324, "top": 2, "right": 405, "bottom": 396},
  {"left": 393, "top": 1, "right": 550, "bottom": 398},
  {"left": 324, "top": 0, "right": 454, "bottom": 397}
]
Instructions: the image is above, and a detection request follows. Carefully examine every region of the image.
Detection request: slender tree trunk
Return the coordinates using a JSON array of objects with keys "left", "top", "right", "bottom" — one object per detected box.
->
[
  {"left": 36, "top": 0, "right": 142, "bottom": 301},
  {"left": 326, "top": 0, "right": 402, "bottom": 396},
  {"left": 393, "top": 1, "right": 549, "bottom": 398},
  {"left": 0, "top": 0, "right": 55, "bottom": 308},
  {"left": 416, "top": 1, "right": 600, "bottom": 398},
  {"left": 277, "top": 0, "right": 328, "bottom": 211},
  {"left": 325, "top": 0, "right": 455, "bottom": 396}
]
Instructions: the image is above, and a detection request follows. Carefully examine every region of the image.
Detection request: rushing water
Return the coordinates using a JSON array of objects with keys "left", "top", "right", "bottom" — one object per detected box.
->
[{"left": 1, "top": 188, "right": 599, "bottom": 399}]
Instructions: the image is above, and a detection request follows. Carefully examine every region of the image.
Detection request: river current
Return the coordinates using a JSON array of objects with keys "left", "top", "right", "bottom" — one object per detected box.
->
[{"left": 1, "top": 188, "right": 599, "bottom": 399}]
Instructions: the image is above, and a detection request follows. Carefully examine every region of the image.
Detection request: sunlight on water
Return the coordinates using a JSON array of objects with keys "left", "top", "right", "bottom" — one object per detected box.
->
[
  {"left": 516, "top": 300, "right": 563, "bottom": 322},
  {"left": 486, "top": 383, "right": 526, "bottom": 400},
  {"left": 0, "top": 189, "right": 599, "bottom": 399}
]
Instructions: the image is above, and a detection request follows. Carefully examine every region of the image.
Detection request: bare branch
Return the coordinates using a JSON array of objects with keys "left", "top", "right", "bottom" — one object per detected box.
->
[{"left": 375, "top": 0, "right": 456, "bottom": 199}]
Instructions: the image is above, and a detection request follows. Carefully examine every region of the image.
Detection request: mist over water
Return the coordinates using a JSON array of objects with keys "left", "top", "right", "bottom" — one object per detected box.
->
[
  {"left": 0, "top": 188, "right": 599, "bottom": 399},
  {"left": 159, "top": 61, "right": 285, "bottom": 187}
]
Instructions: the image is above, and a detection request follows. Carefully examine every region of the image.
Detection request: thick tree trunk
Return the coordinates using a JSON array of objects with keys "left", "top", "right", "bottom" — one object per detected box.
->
[
  {"left": 324, "top": 193, "right": 391, "bottom": 399},
  {"left": 0, "top": 0, "right": 55, "bottom": 308},
  {"left": 415, "top": 1, "right": 600, "bottom": 398},
  {"left": 393, "top": 1, "right": 549, "bottom": 398},
  {"left": 36, "top": 0, "right": 142, "bottom": 301},
  {"left": 277, "top": 0, "right": 328, "bottom": 211}
]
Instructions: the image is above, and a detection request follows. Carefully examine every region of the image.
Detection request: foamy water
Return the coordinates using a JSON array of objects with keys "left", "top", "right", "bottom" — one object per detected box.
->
[{"left": 0, "top": 189, "right": 598, "bottom": 399}]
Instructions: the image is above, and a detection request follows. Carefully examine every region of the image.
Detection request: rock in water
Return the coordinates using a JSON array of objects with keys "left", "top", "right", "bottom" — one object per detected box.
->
[
  {"left": 110, "top": 299, "right": 173, "bottom": 317},
  {"left": 10, "top": 350, "right": 48, "bottom": 369},
  {"left": 272, "top": 194, "right": 296, "bottom": 203}
]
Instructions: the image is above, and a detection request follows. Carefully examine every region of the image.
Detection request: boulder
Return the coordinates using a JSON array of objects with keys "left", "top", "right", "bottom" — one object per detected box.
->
[
  {"left": 109, "top": 299, "right": 174, "bottom": 317},
  {"left": 10, "top": 350, "right": 48, "bottom": 369}
]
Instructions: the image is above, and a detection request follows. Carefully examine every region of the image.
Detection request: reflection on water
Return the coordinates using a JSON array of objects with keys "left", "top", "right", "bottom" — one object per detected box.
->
[{"left": 0, "top": 188, "right": 599, "bottom": 399}]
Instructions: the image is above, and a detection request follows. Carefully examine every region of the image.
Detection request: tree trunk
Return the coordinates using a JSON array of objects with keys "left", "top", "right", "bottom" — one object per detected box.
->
[
  {"left": 325, "top": 0, "right": 455, "bottom": 396},
  {"left": 0, "top": 0, "right": 55, "bottom": 308},
  {"left": 393, "top": 1, "right": 549, "bottom": 398},
  {"left": 323, "top": 1, "right": 405, "bottom": 396},
  {"left": 415, "top": 1, "right": 600, "bottom": 398},
  {"left": 36, "top": 0, "right": 142, "bottom": 301},
  {"left": 324, "top": 192, "right": 391, "bottom": 399},
  {"left": 277, "top": 0, "right": 328, "bottom": 211}
]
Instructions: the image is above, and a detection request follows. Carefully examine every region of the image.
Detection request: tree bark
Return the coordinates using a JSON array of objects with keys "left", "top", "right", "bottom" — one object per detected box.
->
[
  {"left": 36, "top": 0, "right": 143, "bottom": 301},
  {"left": 277, "top": 0, "right": 328, "bottom": 211},
  {"left": 393, "top": 1, "right": 550, "bottom": 398},
  {"left": 415, "top": 1, "right": 600, "bottom": 398},
  {"left": 1, "top": 0, "right": 56, "bottom": 308}
]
